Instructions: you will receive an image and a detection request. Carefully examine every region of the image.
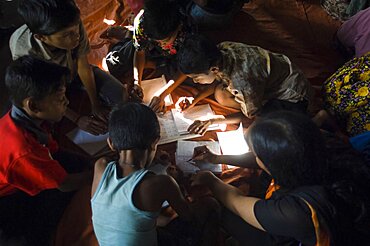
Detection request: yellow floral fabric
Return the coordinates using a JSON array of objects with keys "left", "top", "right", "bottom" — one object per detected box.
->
[{"left": 323, "top": 52, "right": 370, "bottom": 136}]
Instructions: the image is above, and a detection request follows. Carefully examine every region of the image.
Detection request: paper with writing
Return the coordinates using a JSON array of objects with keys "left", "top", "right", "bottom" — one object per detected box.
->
[{"left": 175, "top": 140, "right": 222, "bottom": 174}]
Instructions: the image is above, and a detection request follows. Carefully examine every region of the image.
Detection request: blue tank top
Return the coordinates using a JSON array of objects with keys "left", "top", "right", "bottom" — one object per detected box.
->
[{"left": 91, "top": 162, "right": 159, "bottom": 246}]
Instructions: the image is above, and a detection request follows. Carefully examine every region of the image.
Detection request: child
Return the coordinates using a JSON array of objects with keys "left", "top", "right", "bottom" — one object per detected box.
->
[
  {"left": 9, "top": 0, "right": 128, "bottom": 135},
  {"left": 176, "top": 35, "right": 312, "bottom": 135},
  {"left": 191, "top": 111, "right": 370, "bottom": 245},
  {"left": 132, "top": 0, "right": 195, "bottom": 112},
  {"left": 0, "top": 56, "right": 92, "bottom": 245},
  {"left": 91, "top": 102, "right": 219, "bottom": 246}
]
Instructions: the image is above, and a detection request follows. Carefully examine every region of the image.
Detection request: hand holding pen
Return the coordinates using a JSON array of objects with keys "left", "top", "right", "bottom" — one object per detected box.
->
[{"left": 187, "top": 145, "right": 218, "bottom": 165}]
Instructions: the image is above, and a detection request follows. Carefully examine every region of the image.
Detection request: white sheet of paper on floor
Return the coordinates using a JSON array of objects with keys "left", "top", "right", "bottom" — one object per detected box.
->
[
  {"left": 175, "top": 140, "right": 222, "bottom": 175},
  {"left": 216, "top": 123, "right": 249, "bottom": 168},
  {"left": 141, "top": 75, "right": 173, "bottom": 106},
  {"left": 171, "top": 104, "right": 224, "bottom": 135},
  {"left": 67, "top": 128, "right": 108, "bottom": 156}
]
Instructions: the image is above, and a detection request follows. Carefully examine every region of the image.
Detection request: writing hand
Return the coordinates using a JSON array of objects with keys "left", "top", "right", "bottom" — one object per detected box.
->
[
  {"left": 175, "top": 96, "right": 195, "bottom": 112},
  {"left": 191, "top": 145, "right": 218, "bottom": 164}
]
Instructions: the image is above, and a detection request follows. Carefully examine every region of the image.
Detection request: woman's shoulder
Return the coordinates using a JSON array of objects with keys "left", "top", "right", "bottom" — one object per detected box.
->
[{"left": 254, "top": 187, "right": 327, "bottom": 245}]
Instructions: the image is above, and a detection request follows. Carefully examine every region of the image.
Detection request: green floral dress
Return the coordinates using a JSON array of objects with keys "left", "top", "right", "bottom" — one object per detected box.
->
[{"left": 323, "top": 52, "right": 370, "bottom": 136}]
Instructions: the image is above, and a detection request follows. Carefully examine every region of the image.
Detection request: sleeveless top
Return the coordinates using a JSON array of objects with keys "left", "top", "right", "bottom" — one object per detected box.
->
[{"left": 91, "top": 162, "right": 159, "bottom": 246}]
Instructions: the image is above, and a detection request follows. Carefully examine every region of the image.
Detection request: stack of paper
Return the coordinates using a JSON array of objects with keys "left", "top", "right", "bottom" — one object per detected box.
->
[{"left": 175, "top": 140, "right": 222, "bottom": 175}]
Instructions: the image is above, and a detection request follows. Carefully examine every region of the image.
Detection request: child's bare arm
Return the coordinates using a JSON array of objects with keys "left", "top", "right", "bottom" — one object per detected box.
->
[
  {"left": 194, "top": 82, "right": 218, "bottom": 103},
  {"left": 188, "top": 112, "right": 245, "bottom": 135},
  {"left": 191, "top": 171, "right": 264, "bottom": 231},
  {"left": 192, "top": 145, "right": 259, "bottom": 168},
  {"left": 91, "top": 157, "right": 109, "bottom": 197},
  {"left": 182, "top": 82, "right": 219, "bottom": 111},
  {"left": 133, "top": 50, "right": 146, "bottom": 85},
  {"left": 159, "top": 175, "right": 193, "bottom": 220}
]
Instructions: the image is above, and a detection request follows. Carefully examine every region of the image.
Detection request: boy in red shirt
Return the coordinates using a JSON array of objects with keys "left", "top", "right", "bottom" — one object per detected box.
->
[{"left": 0, "top": 56, "right": 92, "bottom": 245}]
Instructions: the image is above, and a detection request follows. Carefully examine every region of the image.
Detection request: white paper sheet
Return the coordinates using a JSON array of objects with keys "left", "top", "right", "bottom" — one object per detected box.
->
[
  {"left": 217, "top": 123, "right": 249, "bottom": 168},
  {"left": 176, "top": 140, "right": 222, "bottom": 174},
  {"left": 67, "top": 128, "right": 108, "bottom": 156},
  {"left": 141, "top": 75, "right": 173, "bottom": 106},
  {"left": 217, "top": 123, "right": 249, "bottom": 155}
]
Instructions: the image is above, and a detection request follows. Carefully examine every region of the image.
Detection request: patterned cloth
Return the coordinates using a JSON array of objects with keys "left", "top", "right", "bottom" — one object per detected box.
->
[
  {"left": 217, "top": 42, "right": 312, "bottom": 118},
  {"left": 320, "top": 0, "right": 350, "bottom": 21},
  {"left": 323, "top": 52, "right": 370, "bottom": 136},
  {"left": 133, "top": 9, "right": 192, "bottom": 58}
]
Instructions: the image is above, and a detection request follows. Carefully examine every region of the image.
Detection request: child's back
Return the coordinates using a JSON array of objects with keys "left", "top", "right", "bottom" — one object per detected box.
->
[
  {"left": 91, "top": 103, "right": 220, "bottom": 246},
  {"left": 92, "top": 163, "right": 159, "bottom": 246}
]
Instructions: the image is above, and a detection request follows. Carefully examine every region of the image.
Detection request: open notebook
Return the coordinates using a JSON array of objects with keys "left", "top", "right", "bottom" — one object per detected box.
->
[
  {"left": 158, "top": 104, "right": 223, "bottom": 145},
  {"left": 175, "top": 140, "right": 222, "bottom": 175},
  {"left": 157, "top": 111, "right": 200, "bottom": 145}
]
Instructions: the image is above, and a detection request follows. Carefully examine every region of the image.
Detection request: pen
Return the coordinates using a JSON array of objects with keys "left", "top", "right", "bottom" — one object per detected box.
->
[{"left": 187, "top": 151, "right": 207, "bottom": 162}]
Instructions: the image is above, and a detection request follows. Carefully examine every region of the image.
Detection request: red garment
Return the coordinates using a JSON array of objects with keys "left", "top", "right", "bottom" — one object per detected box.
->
[{"left": 0, "top": 112, "right": 67, "bottom": 197}]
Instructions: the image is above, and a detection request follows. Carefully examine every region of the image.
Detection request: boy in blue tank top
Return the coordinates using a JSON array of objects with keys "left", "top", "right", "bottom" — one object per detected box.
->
[{"left": 91, "top": 102, "right": 220, "bottom": 246}]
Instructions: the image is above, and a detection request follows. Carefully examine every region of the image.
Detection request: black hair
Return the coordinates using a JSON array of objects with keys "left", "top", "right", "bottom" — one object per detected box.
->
[
  {"left": 143, "top": 0, "right": 181, "bottom": 40},
  {"left": 18, "top": 0, "right": 80, "bottom": 35},
  {"left": 109, "top": 103, "right": 160, "bottom": 151},
  {"left": 177, "top": 34, "right": 222, "bottom": 75},
  {"left": 5, "top": 55, "right": 70, "bottom": 107},
  {"left": 247, "top": 111, "right": 370, "bottom": 244},
  {"left": 323, "top": 149, "right": 370, "bottom": 245},
  {"left": 246, "top": 111, "right": 328, "bottom": 189}
]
